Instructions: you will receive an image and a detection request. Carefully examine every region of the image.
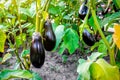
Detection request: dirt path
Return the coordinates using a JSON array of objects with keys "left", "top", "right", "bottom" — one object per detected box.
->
[
  {"left": 1, "top": 51, "right": 82, "bottom": 80},
  {"left": 31, "top": 51, "right": 80, "bottom": 80}
]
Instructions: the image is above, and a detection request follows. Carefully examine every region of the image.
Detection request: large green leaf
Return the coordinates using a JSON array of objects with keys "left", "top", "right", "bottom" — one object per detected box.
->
[
  {"left": 100, "top": 11, "right": 120, "bottom": 27},
  {"left": 90, "top": 59, "right": 119, "bottom": 80},
  {"left": 77, "top": 59, "right": 92, "bottom": 80},
  {"left": 0, "top": 69, "right": 33, "bottom": 80},
  {"left": 0, "top": 29, "right": 6, "bottom": 52},
  {"left": 63, "top": 28, "right": 79, "bottom": 54},
  {"left": 77, "top": 52, "right": 103, "bottom": 80}
]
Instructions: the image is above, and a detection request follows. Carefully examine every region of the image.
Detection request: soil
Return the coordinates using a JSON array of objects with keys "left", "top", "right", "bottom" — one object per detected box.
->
[{"left": 0, "top": 50, "right": 85, "bottom": 80}]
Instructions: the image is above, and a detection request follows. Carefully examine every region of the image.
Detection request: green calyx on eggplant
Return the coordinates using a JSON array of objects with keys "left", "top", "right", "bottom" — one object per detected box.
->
[
  {"left": 43, "top": 20, "right": 56, "bottom": 51},
  {"left": 82, "top": 29, "right": 96, "bottom": 46},
  {"left": 78, "top": 0, "right": 89, "bottom": 20},
  {"left": 30, "top": 32, "right": 45, "bottom": 68}
]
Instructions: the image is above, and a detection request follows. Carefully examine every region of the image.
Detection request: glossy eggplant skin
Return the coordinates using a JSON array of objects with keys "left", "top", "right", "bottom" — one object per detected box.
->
[
  {"left": 30, "top": 32, "right": 45, "bottom": 68},
  {"left": 43, "top": 20, "right": 56, "bottom": 51},
  {"left": 78, "top": 2, "right": 88, "bottom": 20},
  {"left": 82, "top": 29, "right": 96, "bottom": 46}
]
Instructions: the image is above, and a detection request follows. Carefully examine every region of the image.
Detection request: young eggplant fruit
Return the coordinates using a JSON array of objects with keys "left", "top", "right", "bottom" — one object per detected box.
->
[
  {"left": 78, "top": 2, "right": 88, "bottom": 20},
  {"left": 43, "top": 20, "right": 56, "bottom": 51},
  {"left": 82, "top": 29, "right": 96, "bottom": 46},
  {"left": 30, "top": 32, "right": 45, "bottom": 68}
]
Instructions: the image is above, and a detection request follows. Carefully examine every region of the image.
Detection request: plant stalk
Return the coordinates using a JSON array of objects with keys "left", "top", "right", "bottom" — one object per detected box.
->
[
  {"left": 90, "top": 0, "right": 115, "bottom": 65},
  {"left": 15, "top": 48, "right": 26, "bottom": 69},
  {"left": 35, "top": 0, "right": 40, "bottom": 32},
  {"left": 13, "top": 0, "right": 27, "bottom": 69}
]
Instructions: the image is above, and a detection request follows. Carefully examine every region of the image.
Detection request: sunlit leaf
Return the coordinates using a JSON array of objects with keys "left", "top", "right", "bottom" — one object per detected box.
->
[
  {"left": 77, "top": 59, "right": 92, "bottom": 80},
  {"left": 88, "top": 52, "right": 103, "bottom": 61},
  {"left": 90, "top": 59, "right": 119, "bottom": 80},
  {"left": 2, "top": 53, "right": 12, "bottom": 63},
  {"left": 113, "top": 24, "right": 120, "bottom": 49},
  {"left": 77, "top": 52, "right": 103, "bottom": 80},
  {"left": 54, "top": 25, "right": 65, "bottom": 50},
  {"left": 42, "top": 11, "right": 48, "bottom": 20},
  {"left": 15, "top": 35, "right": 22, "bottom": 47},
  {"left": 0, "top": 29, "right": 6, "bottom": 52},
  {"left": 0, "top": 69, "right": 33, "bottom": 80}
]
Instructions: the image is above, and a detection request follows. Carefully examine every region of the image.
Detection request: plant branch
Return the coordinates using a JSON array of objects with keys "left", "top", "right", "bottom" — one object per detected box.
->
[
  {"left": 90, "top": 0, "right": 115, "bottom": 65},
  {"left": 35, "top": 0, "right": 41, "bottom": 32}
]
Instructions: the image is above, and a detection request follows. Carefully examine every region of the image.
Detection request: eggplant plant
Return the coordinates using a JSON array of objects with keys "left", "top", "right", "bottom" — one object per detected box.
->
[{"left": 0, "top": 0, "right": 120, "bottom": 80}]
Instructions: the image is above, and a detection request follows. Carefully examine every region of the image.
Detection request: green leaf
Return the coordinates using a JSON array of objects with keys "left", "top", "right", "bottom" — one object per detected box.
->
[
  {"left": 15, "top": 34, "right": 26, "bottom": 47},
  {"left": 77, "top": 52, "right": 103, "bottom": 80},
  {"left": 62, "top": 55, "right": 68, "bottom": 63},
  {"left": 30, "top": 72, "right": 42, "bottom": 80},
  {"left": 54, "top": 25, "right": 65, "bottom": 50},
  {"left": 2, "top": 53, "right": 12, "bottom": 63},
  {"left": 63, "top": 15, "right": 71, "bottom": 20},
  {"left": 90, "top": 42, "right": 100, "bottom": 51},
  {"left": 90, "top": 59, "right": 119, "bottom": 80},
  {"left": 14, "top": 62, "right": 21, "bottom": 69},
  {"left": 0, "top": 69, "right": 33, "bottom": 80},
  {"left": 0, "top": 25, "right": 8, "bottom": 31},
  {"left": 100, "top": 11, "right": 120, "bottom": 27},
  {"left": 98, "top": 40, "right": 107, "bottom": 56},
  {"left": 15, "top": 36, "right": 22, "bottom": 47},
  {"left": 58, "top": 42, "right": 66, "bottom": 55},
  {"left": 63, "top": 28, "right": 79, "bottom": 54},
  {"left": 0, "top": 29, "right": 6, "bottom": 52},
  {"left": 113, "top": 0, "right": 120, "bottom": 9},
  {"left": 21, "top": 33, "right": 26, "bottom": 41},
  {"left": 77, "top": 59, "right": 93, "bottom": 80},
  {"left": 20, "top": 2, "right": 35, "bottom": 18},
  {"left": 88, "top": 52, "right": 103, "bottom": 61},
  {"left": 48, "top": 5, "right": 60, "bottom": 15},
  {"left": 21, "top": 49, "right": 30, "bottom": 58}
]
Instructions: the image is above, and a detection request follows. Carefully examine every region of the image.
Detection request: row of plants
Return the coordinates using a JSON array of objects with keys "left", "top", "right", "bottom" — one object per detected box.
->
[{"left": 0, "top": 0, "right": 120, "bottom": 80}]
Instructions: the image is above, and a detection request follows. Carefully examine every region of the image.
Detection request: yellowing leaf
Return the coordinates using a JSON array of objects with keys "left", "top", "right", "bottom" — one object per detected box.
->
[
  {"left": 90, "top": 59, "right": 119, "bottom": 80},
  {"left": 113, "top": 24, "right": 120, "bottom": 49},
  {"left": 0, "top": 29, "right": 6, "bottom": 52}
]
